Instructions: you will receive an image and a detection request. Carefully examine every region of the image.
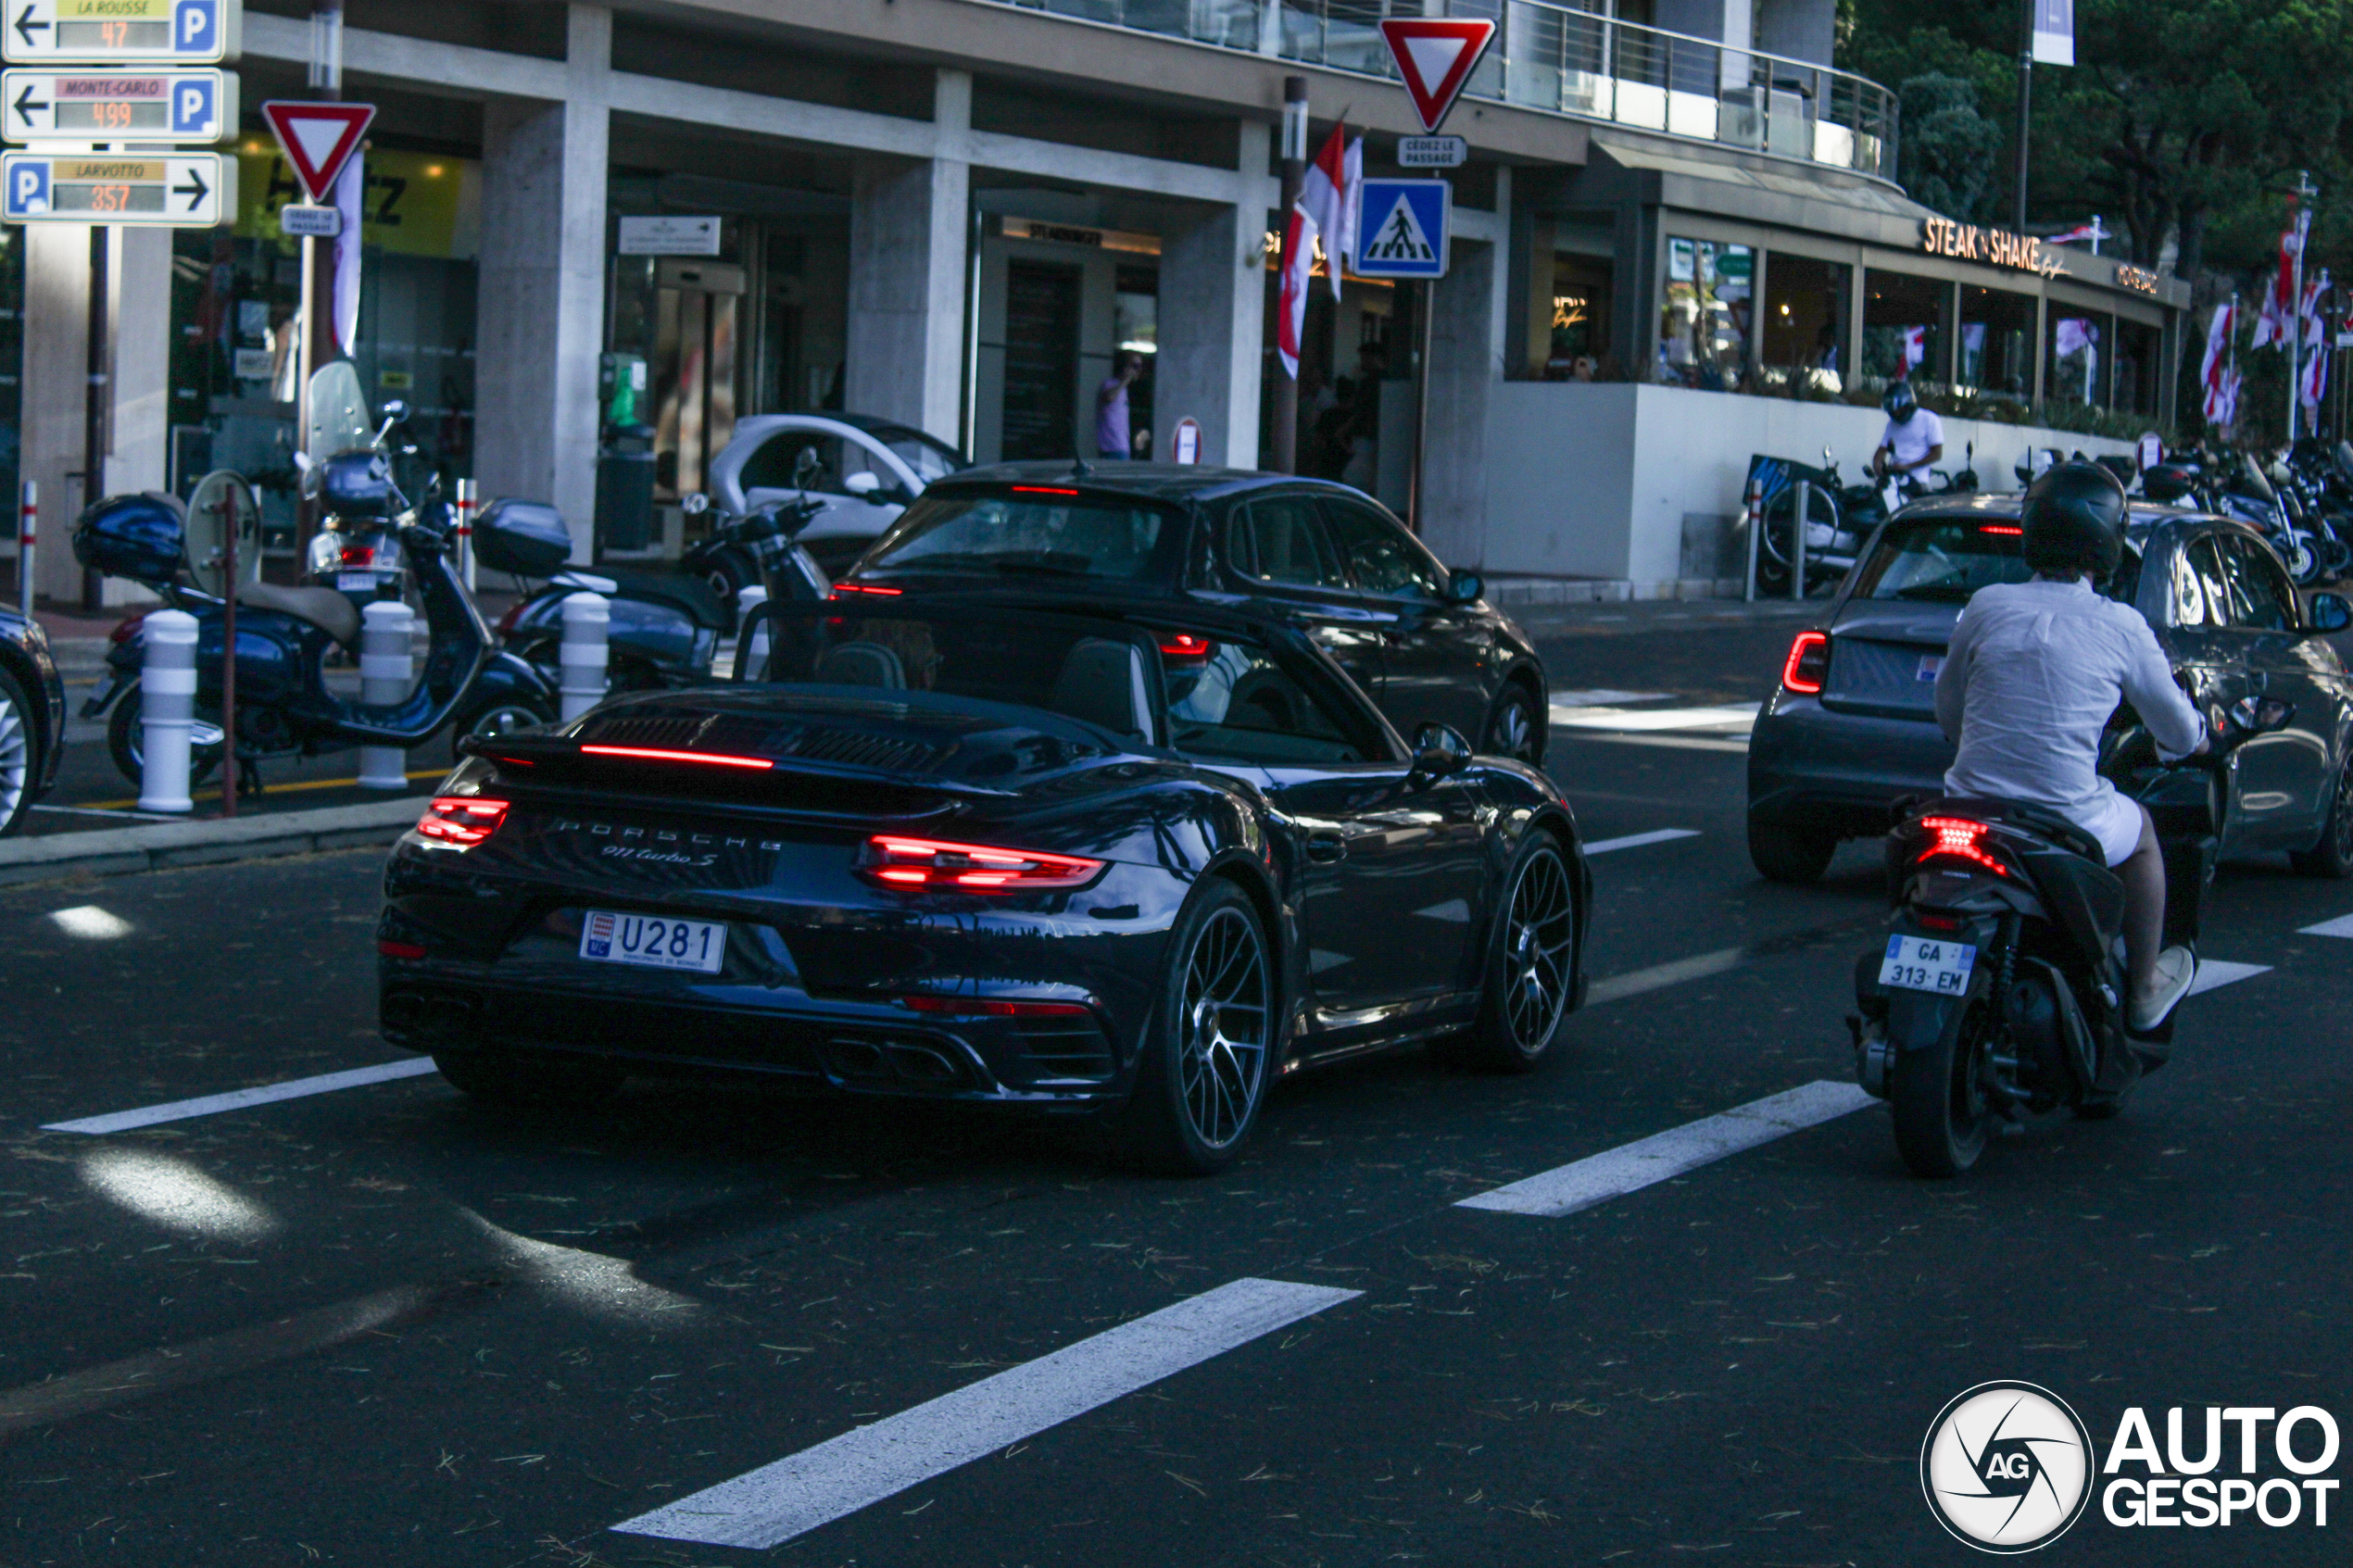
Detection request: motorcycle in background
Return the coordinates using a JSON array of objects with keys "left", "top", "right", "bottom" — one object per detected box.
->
[{"left": 1752, "top": 442, "right": 1979, "bottom": 596}]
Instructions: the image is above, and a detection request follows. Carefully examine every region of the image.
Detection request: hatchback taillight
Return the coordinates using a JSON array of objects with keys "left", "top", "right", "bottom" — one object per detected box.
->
[
  {"left": 415, "top": 796, "right": 510, "bottom": 848},
  {"left": 1781, "top": 630, "right": 1831, "bottom": 694}
]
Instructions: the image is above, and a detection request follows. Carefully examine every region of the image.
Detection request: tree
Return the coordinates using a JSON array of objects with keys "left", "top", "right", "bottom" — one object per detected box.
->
[{"left": 1898, "top": 73, "right": 2006, "bottom": 224}]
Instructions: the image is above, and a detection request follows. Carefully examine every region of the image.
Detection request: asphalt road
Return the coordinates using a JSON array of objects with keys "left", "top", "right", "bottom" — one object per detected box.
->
[{"left": 5, "top": 619, "right": 2352, "bottom": 1565}]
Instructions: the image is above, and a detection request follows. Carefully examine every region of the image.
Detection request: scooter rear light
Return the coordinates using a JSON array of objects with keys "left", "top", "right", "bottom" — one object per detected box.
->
[
  {"left": 109, "top": 611, "right": 149, "bottom": 646},
  {"left": 339, "top": 545, "right": 376, "bottom": 568},
  {"left": 860, "top": 834, "right": 1106, "bottom": 891},
  {"left": 1781, "top": 630, "right": 1831, "bottom": 694},
  {"left": 1916, "top": 816, "right": 2007, "bottom": 876},
  {"left": 416, "top": 796, "right": 510, "bottom": 848},
  {"left": 494, "top": 598, "right": 529, "bottom": 637}
]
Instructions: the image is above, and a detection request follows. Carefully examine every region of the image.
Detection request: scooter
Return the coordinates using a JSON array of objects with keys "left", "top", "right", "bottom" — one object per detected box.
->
[
  {"left": 1755, "top": 443, "right": 1978, "bottom": 596},
  {"left": 302, "top": 399, "right": 423, "bottom": 621},
  {"left": 1849, "top": 696, "right": 2288, "bottom": 1176},
  {"left": 77, "top": 485, "right": 557, "bottom": 794}
]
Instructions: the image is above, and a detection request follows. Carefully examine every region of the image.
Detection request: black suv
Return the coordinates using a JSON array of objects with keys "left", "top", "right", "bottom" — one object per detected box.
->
[{"left": 834, "top": 463, "right": 1549, "bottom": 763}]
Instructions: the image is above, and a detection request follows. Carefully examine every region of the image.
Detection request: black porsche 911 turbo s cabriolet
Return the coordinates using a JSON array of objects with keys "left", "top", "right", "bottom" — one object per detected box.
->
[{"left": 378, "top": 596, "right": 1590, "bottom": 1172}]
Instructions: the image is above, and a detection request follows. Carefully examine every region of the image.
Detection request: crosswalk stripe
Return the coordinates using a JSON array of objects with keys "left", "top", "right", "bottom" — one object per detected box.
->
[
  {"left": 1584, "top": 828, "right": 1701, "bottom": 855},
  {"left": 611, "top": 1277, "right": 1361, "bottom": 1549},
  {"left": 40, "top": 1060, "right": 442, "bottom": 1135},
  {"left": 2296, "top": 913, "right": 2353, "bottom": 938},
  {"left": 1453, "top": 1080, "right": 1875, "bottom": 1219},
  {"left": 2187, "top": 960, "right": 2271, "bottom": 996}
]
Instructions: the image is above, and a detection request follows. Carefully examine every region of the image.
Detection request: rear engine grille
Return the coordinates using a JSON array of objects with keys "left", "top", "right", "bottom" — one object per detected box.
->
[
  {"left": 1013, "top": 1014, "right": 1115, "bottom": 1083},
  {"left": 577, "top": 711, "right": 942, "bottom": 775},
  {"left": 579, "top": 713, "right": 712, "bottom": 748}
]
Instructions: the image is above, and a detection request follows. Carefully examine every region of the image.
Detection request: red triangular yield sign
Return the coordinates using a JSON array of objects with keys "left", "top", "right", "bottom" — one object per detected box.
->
[
  {"left": 1378, "top": 19, "right": 1497, "bottom": 133},
  {"left": 262, "top": 101, "right": 377, "bottom": 204}
]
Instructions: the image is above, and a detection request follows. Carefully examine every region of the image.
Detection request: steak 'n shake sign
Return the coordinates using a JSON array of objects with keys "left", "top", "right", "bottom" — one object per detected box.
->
[{"left": 1919, "top": 217, "right": 2069, "bottom": 279}]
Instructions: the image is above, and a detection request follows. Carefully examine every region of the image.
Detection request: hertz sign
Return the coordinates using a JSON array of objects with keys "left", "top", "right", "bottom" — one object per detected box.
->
[{"left": 1919, "top": 217, "right": 2068, "bottom": 280}]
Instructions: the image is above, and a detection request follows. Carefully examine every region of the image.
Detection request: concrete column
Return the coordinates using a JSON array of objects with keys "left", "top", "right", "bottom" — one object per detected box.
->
[
  {"left": 1151, "top": 120, "right": 1270, "bottom": 470},
  {"left": 845, "top": 69, "right": 971, "bottom": 445},
  {"left": 1420, "top": 237, "right": 1500, "bottom": 571},
  {"left": 474, "top": 3, "right": 609, "bottom": 561},
  {"left": 24, "top": 223, "right": 169, "bottom": 604}
]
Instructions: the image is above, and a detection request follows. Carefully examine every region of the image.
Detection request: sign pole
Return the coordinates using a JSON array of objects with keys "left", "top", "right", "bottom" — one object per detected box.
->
[
  {"left": 1270, "top": 76, "right": 1306, "bottom": 475},
  {"left": 295, "top": 0, "right": 343, "bottom": 566},
  {"left": 1410, "top": 278, "right": 1434, "bottom": 533},
  {"left": 216, "top": 483, "right": 236, "bottom": 817},
  {"left": 80, "top": 220, "right": 107, "bottom": 611}
]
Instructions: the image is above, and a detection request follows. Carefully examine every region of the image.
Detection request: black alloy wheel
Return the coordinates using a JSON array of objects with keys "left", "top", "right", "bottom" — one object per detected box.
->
[
  {"left": 0, "top": 666, "right": 31, "bottom": 836},
  {"left": 1443, "top": 834, "right": 1577, "bottom": 1072},
  {"left": 1121, "top": 879, "right": 1273, "bottom": 1174},
  {"left": 1747, "top": 813, "right": 1838, "bottom": 884},
  {"left": 1481, "top": 684, "right": 1544, "bottom": 767},
  {"left": 1890, "top": 986, "right": 1995, "bottom": 1177},
  {"left": 2291, "top": 751, "right": 2353, "bottom": 878}
]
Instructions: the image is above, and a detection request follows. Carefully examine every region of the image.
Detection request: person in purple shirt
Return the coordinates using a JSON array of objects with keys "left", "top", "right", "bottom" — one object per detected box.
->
[{"left": 1097, "top": 352, "right": 1141, "bottom": 459}]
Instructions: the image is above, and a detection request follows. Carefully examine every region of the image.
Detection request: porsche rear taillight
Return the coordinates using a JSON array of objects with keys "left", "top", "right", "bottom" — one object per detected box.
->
[
  {"left": 1781, "top": 630, "right": 1831, "bottom": 694},
  {"left": 1916, "top": 816, "right": 2007, "bottom": 876},
  {"left": 860, "top": 834, "right": 1105, "bottom": 891},
  {"left": 416, "top": 796, "right": 510, "bottom": 848}
]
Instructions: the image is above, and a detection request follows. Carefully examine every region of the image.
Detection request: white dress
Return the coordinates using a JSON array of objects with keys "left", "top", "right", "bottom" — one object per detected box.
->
[{"left": 1933, "top": 577, "right": 2205, "bottom": 867}]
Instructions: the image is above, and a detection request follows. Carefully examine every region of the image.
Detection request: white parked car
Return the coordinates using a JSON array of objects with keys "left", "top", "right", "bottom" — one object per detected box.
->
[{"left": 706, "top": 412, "right": 970, "bottom": 577}]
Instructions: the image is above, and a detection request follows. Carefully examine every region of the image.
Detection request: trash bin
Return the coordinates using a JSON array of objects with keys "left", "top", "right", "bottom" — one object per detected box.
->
[{"left": 596, "top": 421, "right": 657, "bottom": 553}]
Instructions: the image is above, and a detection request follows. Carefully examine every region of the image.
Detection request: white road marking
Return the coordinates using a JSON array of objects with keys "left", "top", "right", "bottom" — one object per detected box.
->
[
  {"left": 1551, "top": 689, "right": 1671, "bottom": 707},
  {"left": 1584, "top": 945, "right": 1745, "bottom": 1005},
  {"left": 612, "top": 1277, "right": 1361, "bottom": 1549},
  {"left": 1585, "top": 828, "right": 1701, "bottom": 856},
  {"left": 1560, "top": 732, "right": 1751, "bottom": 754},
  {"left": 2296, "top": 913, "right": 2353, "bottom": 938},
  {"left": 2187, "top": 960, "right": 2271, "bottom": 996},
  {"left": 1455, "top": 1080, "right": 1876, "bottom": 1219},
  {"left": 42, "top": 1059, "right": 442, "bottom": 1135},
  {"left": 1551, "top": 702, "right": 1759, "bottom": 734},
  {"left": 46, "top": 905, "right": 132, "bottom": 939}
]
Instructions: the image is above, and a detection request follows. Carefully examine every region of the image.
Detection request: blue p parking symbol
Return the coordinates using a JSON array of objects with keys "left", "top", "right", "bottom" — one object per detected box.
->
[
  {"left": 7, "top": 162, "right": 49, "bottom": 218},
  {"left": 174, "top": 0, "right": 218, "bottom": 55},
  {"left": 172, "top": 79, "right": 213, "bottom": 135}
]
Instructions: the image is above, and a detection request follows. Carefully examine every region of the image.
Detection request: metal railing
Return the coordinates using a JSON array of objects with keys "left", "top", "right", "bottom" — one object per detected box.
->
[{"left": 983, "top": 0, "right": 1897, "bottom": 181}]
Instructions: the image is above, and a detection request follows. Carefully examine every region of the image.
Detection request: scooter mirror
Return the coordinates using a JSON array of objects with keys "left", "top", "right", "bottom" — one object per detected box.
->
[
  {"left": 681, "top": 492, "right": 711, "bottom": 516},
  {"left": 844, "top": 471, "right": 883, "bottom": 500}
]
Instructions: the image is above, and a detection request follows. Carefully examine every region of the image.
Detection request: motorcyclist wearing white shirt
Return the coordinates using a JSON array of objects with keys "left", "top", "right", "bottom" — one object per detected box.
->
[
  {"left": 1933, "top": 462, "right": 2207, "bottom": 1032},
  {"left": 1872, "top": 381, "right": 1944, "bottom": 486}
]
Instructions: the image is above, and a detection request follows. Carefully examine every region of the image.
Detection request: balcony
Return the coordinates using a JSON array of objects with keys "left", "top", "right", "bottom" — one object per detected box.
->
[{"left": 976, "top": 0, "right": 1897, "bottom": 181}]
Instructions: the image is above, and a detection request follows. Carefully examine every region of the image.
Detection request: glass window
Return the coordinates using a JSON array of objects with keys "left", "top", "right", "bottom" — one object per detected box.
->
[
  {"left": 1861, "top": 270, "right": 1946, "bottom": 392},
  {"left": 1320, "top": 498, "right": 1445, "bottom": 598},
  {"left": 1850, "top": 515, "right": 2033, "bottom": 604},
  {"left": 1227, "top": 496, "right": 1347, "bottom": 588},
  {"left": 740, "top": 431, "right": 848, "bottom": 495},
  {"left": 1959, "top": 286, "right": 2036, "bottom": 403},
  {"left": 2169, "top": 542, "right": 2217, "bottom": 629},
  {"left": 1545, "top": 253, "right": 1614, "bottom": 379},
  {"left": 1656, "top": 238, "right": 1753, "bottom": 391},
  {"left": 2218, "top": 535, "right": 2293, "bottom": 631},
  {"left": 1164, "top": 637, "right": 1365, "bottom": 765},
  {"left": 2114, "top": 320, "right": 2163, "bottom": 418},
  {"left": 2046, "top": 312, "right": 2108, "bottom": 408},
  {"left": 1758, "top": 254, "right": 1852, "bottom": 394},
  {"left": 862, "top": 491, "right": 1178, "bottom": 583}
]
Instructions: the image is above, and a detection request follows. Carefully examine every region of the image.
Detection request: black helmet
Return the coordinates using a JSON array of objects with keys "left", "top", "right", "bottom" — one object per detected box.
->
[
  {"left": 1881, "top": 381, "right": 1918, "bottom": 422},
  {"left": 2020, "top": 461, "right": 2129, "bottom": 580},
  {"left": 2141, "top": 462, "right": 2195, "bottom": 504}
]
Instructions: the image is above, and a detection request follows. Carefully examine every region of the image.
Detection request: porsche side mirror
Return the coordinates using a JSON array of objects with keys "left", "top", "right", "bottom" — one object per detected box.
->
[
  {"left": 1410, "top": 721, "right": 1473, "bottom": 780},
  {"left": 2309, "top": 592, "right": 2351, "bottom": 633},
  {"left": 1446, "top": 569, "right": 1484, "bottom": 606}
]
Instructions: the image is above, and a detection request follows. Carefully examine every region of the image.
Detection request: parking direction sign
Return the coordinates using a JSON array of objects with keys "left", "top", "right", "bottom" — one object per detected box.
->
[
  {"left": 1352, "top": 178, "right": 1449, "bottom": 279},
  {"left": 4, "top": 0, "right": 240, "bottom": 64},
  {"left": 3, "top": 66, "right": 233, "bottom": 141},
  {"left": 3, "top": 147, "right": 232, "bottom": 223}
]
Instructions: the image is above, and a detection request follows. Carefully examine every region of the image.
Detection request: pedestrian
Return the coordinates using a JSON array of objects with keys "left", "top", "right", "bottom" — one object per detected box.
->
[{"left": 1097, "top": 352, "right": 1141, "bottom": 460}]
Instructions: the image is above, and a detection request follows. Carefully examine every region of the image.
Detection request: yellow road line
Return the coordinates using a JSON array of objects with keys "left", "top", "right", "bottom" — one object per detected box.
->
[{"left": 76, "top": 766, "right": 447, "bottom": 812}]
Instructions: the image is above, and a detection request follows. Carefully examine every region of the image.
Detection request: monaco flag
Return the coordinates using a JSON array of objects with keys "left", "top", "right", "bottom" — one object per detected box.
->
[
  {"left": 1277, "top": 123, "right": 1363, "bottom": 382},
  {"left": 2201, "top": 301, "right": 2235, "bottom": 426},
  {"left": 2252, "top": 211, "right": 2308, "bottom": 349}
]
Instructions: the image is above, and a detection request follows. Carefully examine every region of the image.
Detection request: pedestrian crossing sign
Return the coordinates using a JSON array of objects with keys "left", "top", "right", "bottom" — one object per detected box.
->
[{"left": 1352, "top": 178, "right": 1449, "bottom": 279}]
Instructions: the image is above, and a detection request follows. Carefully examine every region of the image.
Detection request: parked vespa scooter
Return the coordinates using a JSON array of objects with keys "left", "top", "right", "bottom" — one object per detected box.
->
[{"left": 77, "top": 483, "right": 558, "bottom": 795}]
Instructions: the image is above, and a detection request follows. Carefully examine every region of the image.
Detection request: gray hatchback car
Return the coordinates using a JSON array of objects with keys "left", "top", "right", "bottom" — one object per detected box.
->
[{"left": 1746, "top": 494, "right": 2353, "bottom": 883}]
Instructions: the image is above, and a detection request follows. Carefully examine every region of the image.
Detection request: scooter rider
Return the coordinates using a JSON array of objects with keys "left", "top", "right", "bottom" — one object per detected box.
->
[
  {"left": 1933, "top": 462, "right": 2207, "bottom": 1032},
  {"left": 1872, "top": 381, "right": 1944, "bottom": 488}
]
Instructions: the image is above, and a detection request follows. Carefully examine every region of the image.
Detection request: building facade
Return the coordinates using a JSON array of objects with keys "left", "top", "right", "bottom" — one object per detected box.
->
[{"left": 4, "top": 0, "right": 2188, "bottom": 601}]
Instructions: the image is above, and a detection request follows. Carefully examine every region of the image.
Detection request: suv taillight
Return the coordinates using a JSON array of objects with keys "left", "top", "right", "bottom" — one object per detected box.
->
[{"left": 1781, "top": 630, "right": 1831, "bottom": 694}]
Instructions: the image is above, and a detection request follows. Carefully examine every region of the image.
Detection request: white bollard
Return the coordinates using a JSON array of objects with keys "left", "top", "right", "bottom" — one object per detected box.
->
[
  {"left": 560, "top": 591, "right": 610, "bottom": 722},
  {"left": 357, "top": 599, "right": 415, "bottom": 789},
  {"left": 138, "top": 608, "right": 198, "bottom": 813},
  {"left": 733, "top": 584, "right": 768, "bottom": 680},
  {"left": 454, "top": 477, "right": 478, "bottom": 593}
]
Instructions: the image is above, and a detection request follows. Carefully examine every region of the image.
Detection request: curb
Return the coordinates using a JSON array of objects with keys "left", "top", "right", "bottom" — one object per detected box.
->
[{"left": 0, "top": 797, "right": 421, "bottom": 888}]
